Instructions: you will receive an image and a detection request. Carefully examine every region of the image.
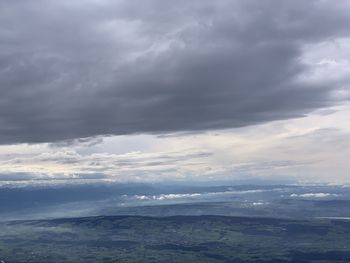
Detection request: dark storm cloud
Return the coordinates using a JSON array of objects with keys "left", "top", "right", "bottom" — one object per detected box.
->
[{"left": 1, "top": 0, "right": 350, "bottom": 144}]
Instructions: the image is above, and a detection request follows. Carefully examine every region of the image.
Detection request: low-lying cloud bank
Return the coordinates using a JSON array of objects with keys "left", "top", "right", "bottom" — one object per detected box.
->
[
  {"left": 0, "top": 149, "right": 214, "bottom": 185},
  {"left": 290, "top": 193, "right": 340, "bottom": 198},
  {"left": 0, "top": 143, "right": 313, "bottom": 185}
]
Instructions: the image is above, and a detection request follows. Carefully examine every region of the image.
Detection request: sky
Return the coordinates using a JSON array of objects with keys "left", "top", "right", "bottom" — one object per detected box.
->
[{"left": 0, "top": 0, "right": 350, "bottom": 186}]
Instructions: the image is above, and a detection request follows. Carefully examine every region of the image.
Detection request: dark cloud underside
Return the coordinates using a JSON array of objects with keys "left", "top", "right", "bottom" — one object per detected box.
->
[{"left": 0, "top": 0, "right": 349, "bottom": 144}]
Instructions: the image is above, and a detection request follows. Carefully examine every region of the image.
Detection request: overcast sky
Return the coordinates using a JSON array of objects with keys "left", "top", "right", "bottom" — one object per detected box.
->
[{"left": 0, "top": 0, "right": 350, "bottom": 185}]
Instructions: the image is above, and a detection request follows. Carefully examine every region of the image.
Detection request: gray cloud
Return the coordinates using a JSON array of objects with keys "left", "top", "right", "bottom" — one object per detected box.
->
[
  {"left": 0, "top": 149, "right": 214, "bottom": 183},
  {"left": 49, "top": 136, "right": 105, "bottom": 148},
  {"left": 1, "top": 0, "right": 350, "bottom": 144},
  {"left": 0, "top": 172, "right": 108, "bottom": 182},
  {"left": 0, "top": 172, "right": 36, "bottom": 182}
]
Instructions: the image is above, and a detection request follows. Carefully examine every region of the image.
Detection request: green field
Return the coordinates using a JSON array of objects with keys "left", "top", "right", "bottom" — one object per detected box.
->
[{"left": 1, "top": 215, "right": 350, "bottom": 262}]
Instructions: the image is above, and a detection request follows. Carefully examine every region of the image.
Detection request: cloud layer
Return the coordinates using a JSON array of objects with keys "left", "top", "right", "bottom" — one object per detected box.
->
[
  {"left": 0, "top": 0, "right": 350, "bottom": 144},
  {"left": 0, "top": 148, "right": 214, "bottom": 184},
  {"left": 0, "top": 101, "right": 349, "bottom": 185}
]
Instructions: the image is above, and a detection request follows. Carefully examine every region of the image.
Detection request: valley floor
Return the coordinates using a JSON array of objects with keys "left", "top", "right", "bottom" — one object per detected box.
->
[{"left": 0, "top": 215, "right": 350, "bottom": 263}]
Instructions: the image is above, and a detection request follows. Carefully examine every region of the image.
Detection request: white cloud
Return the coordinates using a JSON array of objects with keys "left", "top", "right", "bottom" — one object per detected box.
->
[
  {"left": 134, "top": 193, "right": 202, "bottom": 201},
  {"left": 290, "top": 193, "right": 339, "bottom": 198}
]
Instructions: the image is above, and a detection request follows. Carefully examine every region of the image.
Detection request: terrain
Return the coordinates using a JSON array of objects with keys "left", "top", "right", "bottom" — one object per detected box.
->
[
  {"left": 1, "top": 215, "right": 350, "bottom": 263},
  {"left": 1, "top": 184, "right": 350, "bottom": 262}
]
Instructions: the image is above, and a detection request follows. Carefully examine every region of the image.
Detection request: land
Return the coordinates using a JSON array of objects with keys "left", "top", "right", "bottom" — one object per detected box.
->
[{"left": 0, "top": 215, "right": 350, "bottom": 263}]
